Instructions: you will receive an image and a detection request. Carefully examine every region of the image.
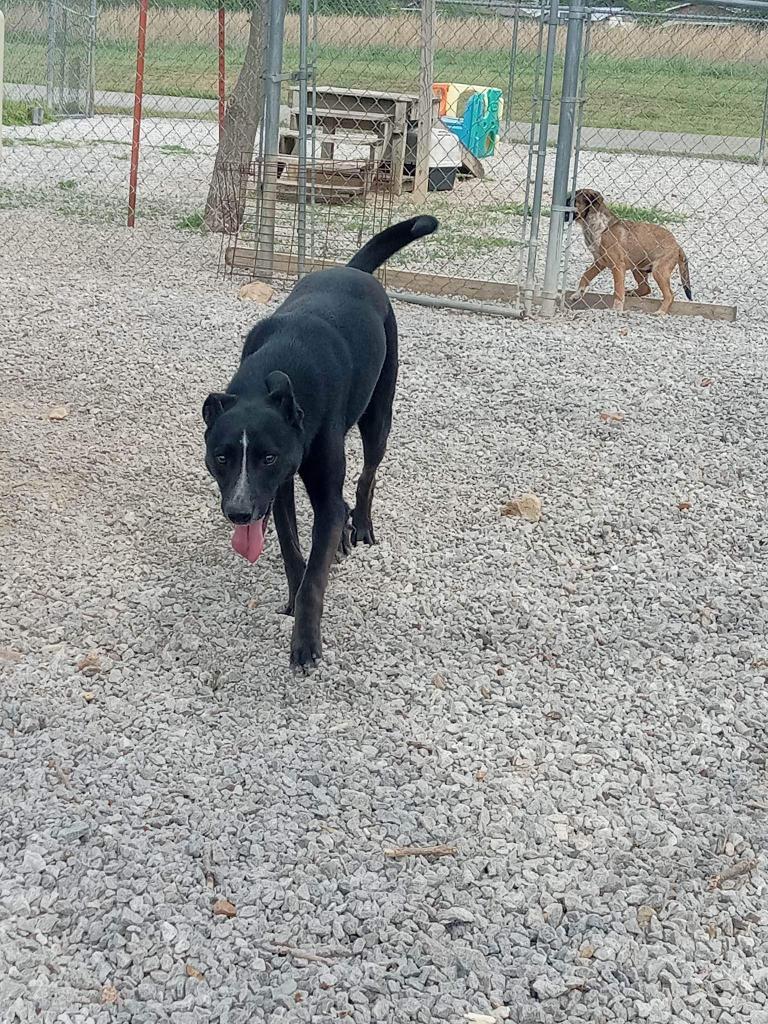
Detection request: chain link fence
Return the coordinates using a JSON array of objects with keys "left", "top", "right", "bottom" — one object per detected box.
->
[
  {"left": 2, "top": 0, "right": 767, "bottom": 317},
  {"left": 2, "top": 0, "right": 249, "bottom": 234},
  {"left": 565, "top": 4, "right": 768, "bottom": 317}
]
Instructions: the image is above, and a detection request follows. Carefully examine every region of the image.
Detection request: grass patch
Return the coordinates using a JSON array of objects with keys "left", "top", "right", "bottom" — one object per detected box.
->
[
  {"left": 57, "top": 178, "right": 78, "bottom": 191},
  {"left": 5, "top": 35, "right": 768, "bottom": 138},
  {"left": 159, "top": 143, "right": 195, "bottom": 155},
  {"left": 176, "top": 211, "right": 205, "bottom": 231},
  {"left": 5, "top": 136, "right": 81, "bottom": 150},
  {"left": 610, "top": 202, "right": 686, "bottom": 224},
  {"left": 2, "top": 99, "right": 52, "bottom": 126},
  {"left": 91, "top": 137, "right": 132, "bottom": 147}
]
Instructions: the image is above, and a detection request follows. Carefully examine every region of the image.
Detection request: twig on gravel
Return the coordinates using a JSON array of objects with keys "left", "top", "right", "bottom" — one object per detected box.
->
[
  {"left": 258, "top": 943, "right": 349, "bottom": 966},
  {"left": 707, "top": 858, "right": 757, "bottom": 889},
  {"left": 48, "top": 758, "right": 80, "bottom": 801},
  {"left": 384, "top": 844, "right": 458, "bottom": 859},
  {"left": 406, "top": 739, "right": 435, "bottom": 753}
]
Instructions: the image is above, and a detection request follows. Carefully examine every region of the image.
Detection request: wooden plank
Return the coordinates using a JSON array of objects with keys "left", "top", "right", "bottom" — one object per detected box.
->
[
  {"left": 569, "top": 290, "right": 737, "bottom": 322},
  {"left": 457, "top": 140, "right": 485, "bottom": 179},
  {"left": 277, "top": 156, "right": 371, "bottom": 173},
  {"left": 225, "top": 247, "right": 516, "bottom": 302},
  {"left": 245, "top": 183, "right": 364, "bottom": 203},
  {"left": 413, "top": 0, "right": 436, "bottom": 199},
  {"left": 305, "top": 85, "right": 418, "bottom": 104},
  {"left": 280, "top": 128, "right": 379, "bottom": 146},
  {"left": 291, "top": 106, "right": 393, "bottom": 124},
  {"left": 224, "top": 249, "right": 737, "bottom": 321}
]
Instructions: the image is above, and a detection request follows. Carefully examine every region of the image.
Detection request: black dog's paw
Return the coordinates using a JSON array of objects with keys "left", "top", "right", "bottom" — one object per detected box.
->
[
  {"left": 351, "top": 515, "right": 376, "bottom": 547},
  {"left": 278, "top": 599, "right": 295, "bottom": 616},
  {"left": 290, "top": 630, "right": 322, "bottom": 673},
  {"left": 336, "top": 517, "right": 353, "bottom": 562}
]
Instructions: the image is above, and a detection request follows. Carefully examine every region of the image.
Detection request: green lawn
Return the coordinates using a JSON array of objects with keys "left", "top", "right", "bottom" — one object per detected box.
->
[{"left": 5, "top": 36, "right": 765, "bottom": 138}]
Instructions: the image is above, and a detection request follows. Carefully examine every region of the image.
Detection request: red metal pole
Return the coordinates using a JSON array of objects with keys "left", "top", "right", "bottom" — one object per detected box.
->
[
  {"left": 127, "top": 0, "right": 149, "bottom": 228},
  {"left": 217, "top": 6, "right": 226, "bottom": 140}
]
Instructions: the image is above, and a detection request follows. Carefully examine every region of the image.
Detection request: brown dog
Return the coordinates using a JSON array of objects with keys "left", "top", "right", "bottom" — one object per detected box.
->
[{"left": 566, "top": 188, "right": 692, "bottom": 315}]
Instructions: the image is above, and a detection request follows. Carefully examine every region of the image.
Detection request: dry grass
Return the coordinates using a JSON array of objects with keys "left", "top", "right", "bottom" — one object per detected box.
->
[{"left": 5, "top": 5, "right": 768, "bottom": 62}]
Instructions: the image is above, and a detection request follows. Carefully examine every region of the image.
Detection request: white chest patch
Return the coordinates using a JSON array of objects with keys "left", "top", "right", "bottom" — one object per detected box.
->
[
  {"left": 582, "top": 210, "right": 612, "bottom": 259},
  {"left": 231, "top": 430, "right": 250, "bottom": 505}
]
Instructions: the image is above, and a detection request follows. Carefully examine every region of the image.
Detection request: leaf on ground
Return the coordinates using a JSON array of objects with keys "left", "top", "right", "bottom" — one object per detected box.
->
[
  {"left": 100, "top": 983, "right": 119, "bottom": 1005},
  {"left": 599, "top": 410, "right": 625, "bottom": 423},
  {"left": 213, "top": 898, "right": 237, "bottom": 918},
  {"left": 239, "top": 281, "right": 275, "bottom": 304},
  {"left": 384, "top": 844, "right": 457, "bottom": 859},
  {"left": 501, "top": 493, "right": 542, "bottom": 523},
  {"left": 637, "top": 905, "right": 656, "bottom": 927},
  {"left": 0, "top": 647, "right": 24, "bottom": 664},
  {"left": 431, "top": 673, "right": 446, "bottom": 689},
  {"left": 77, "top": 651, "right": 102, "bottom": 675},
  {"left": 677, "top": 500, "right": 692, "bottom": 512},
  {"left": 48, "top": 405, "right": 69, "bottom": 421},
  {"left": 185, "top": 964, "right": 205, "bottom": 980}
]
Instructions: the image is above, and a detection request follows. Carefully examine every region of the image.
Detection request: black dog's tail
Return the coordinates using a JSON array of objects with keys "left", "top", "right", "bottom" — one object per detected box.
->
[
  {"left": 347, "top": 215, "right": 438, "bottom": 274},
  {"left": 679, "top": 248, "right": 692, "bottom": 301}
]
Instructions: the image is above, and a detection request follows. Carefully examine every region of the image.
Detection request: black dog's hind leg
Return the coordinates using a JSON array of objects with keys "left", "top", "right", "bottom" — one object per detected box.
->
[
  {"left": 352, "top": 309, "right": 398, "bottom": 547},
  {"left": 336, "top": 501, "right": 353, "bottom": 562},
  {"left": 274, "top": 478, "right": 306, "bottom": 616},
  {"left": 291, "top": 437, "right": 347, "bottom": 670}
]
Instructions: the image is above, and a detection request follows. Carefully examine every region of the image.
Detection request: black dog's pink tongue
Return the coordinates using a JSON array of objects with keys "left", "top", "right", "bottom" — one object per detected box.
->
[{"left": 231, "top": 519, "right": 266, "bottom": 563}]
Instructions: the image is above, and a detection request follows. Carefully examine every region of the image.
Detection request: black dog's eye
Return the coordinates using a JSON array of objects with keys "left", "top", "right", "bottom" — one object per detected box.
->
[
  {"left": 215, "top": 454, "right": 227, "bottom": 465},
  {"left": 264, "top": 454, "right": 277, "bottom": 466}
]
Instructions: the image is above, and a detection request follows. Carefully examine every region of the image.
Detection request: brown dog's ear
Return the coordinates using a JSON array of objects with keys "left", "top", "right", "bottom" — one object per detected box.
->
[
  {"left": 265, "top": 371, "right": 304, "bottom": 432},
  {"left": 584, "top": 189, "right": 604, "bottom": 210},
  {"left": 203, "top": 391, "right": 237, "bottom": 428}
]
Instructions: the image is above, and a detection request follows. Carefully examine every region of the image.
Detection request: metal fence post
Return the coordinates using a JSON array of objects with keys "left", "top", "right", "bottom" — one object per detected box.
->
[
  {"left": 503, "top": 5, "right": 520, "bottom": 136},
  {"left": 522, "top": 0, "right": 558, "bottom": 315},
  {"left": 540, "top": 0, "right": 586, "bottom": 317},
  {"left": 759, "top": 77, "right": 768, "bottom": 168},
  {"left": 414, "top": 0, "right": 436, "bottom": 199},
  {"left": 559, "top": 9, "right": 591, "bottom": 306},
  {"left": 86, "top": 0, "right": 97, "bottom": 117},
  {"left": 257, "top": 0, "right": 287, "bottom": 278},
  {"left": 296, "top": 0, "right": 310, "bottom": 276},
  {"left": 46, "top": 0, "right": 56, "bottom": 110}
]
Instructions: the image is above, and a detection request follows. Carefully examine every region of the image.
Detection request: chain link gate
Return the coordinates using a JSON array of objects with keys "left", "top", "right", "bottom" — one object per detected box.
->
[
  {"left": 46, "top": 0, "right": 97, "bottom": 116},
  {"left": 226, "top": 0, "right": 570, "bottom": 318}
]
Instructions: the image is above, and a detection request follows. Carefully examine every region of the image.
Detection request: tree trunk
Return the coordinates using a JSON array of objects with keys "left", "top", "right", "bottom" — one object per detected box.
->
[{"left": 204, "top": 2, "right": 266, "bottom": 234}]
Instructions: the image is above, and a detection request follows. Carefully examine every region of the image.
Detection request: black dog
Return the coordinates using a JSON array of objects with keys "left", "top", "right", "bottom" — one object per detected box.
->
[{"left": 203, "top": 215, "right": 438, "bottom": 670}]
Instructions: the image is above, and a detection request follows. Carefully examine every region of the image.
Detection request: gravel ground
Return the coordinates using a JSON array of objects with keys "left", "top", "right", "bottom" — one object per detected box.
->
[{"left": 1, "top": 209, "right": 768, "bottom": 1024}]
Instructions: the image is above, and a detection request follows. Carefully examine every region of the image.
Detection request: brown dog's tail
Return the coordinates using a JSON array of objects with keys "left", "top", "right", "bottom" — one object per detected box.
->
[{"left": 679, "top": 249, "right": 692, "bottom": 301}]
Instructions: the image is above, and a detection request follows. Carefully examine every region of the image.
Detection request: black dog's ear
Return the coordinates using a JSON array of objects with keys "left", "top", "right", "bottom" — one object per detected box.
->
[
  {"left": 265, "top": 371, "right": 304, "bottom": 431},
  {"left": 202, "top": 391, "right": 237, "bottom": 428}
]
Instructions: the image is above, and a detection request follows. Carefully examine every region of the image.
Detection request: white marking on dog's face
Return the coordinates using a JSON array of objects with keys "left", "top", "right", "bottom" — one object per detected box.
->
[
  {"left": 230, "top": 430, "right": 250, "bottom": 507},
  {"left": 582, "top": 207, "right": 612, "bottom": 260}
]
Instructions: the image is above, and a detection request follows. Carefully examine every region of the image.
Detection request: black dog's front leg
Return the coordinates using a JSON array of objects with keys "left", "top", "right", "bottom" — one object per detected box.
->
[
  {"left": 291, "top": 447, "right": 347, "bottom": 670},
  {"left": 273, "top": 478, "right": 306, "bottom": 616}
]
